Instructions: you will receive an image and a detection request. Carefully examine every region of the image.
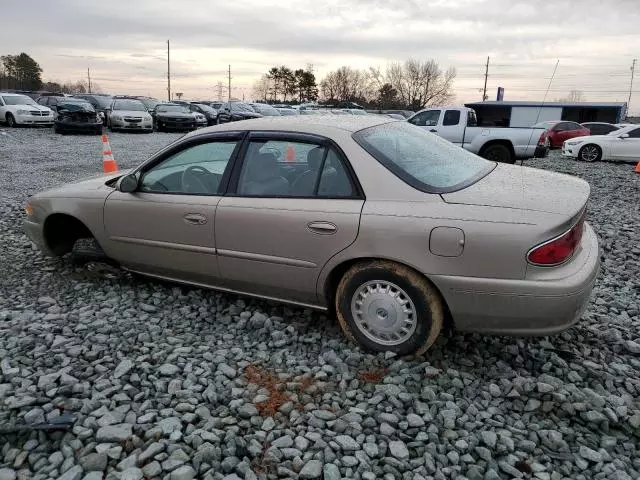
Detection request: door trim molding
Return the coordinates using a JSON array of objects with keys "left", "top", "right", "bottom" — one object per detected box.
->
[
  {"left": 110, "top": 236, "right": 217, "bottom": 255},
  {"left": 217, "top": 248, "right": 317, "bottom": 268}
]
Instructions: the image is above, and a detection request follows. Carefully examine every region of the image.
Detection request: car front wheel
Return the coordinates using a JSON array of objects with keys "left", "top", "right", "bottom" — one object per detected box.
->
[
  {"left": 335, "top": 260, "right": 443, "bottom": 356},
  {"left": 6, "top": 113, "right": 16, "bottom": 127},
  {"left": 578, "top": 144, "right": 601, "bottom": 162}
]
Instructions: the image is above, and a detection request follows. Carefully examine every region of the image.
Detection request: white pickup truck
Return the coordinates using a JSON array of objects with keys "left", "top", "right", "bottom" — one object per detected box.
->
[{"left": 407, "top": 106, "right": 549, "bottom": 164}]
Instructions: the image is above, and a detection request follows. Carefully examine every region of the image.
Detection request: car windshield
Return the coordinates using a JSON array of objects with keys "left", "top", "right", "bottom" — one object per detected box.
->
[
  {"left": 353, "top": 121, "right": 495, "bottom": 193},
  {"left": 139, "top": 98, "right": 159, "bottom": 110},
  {"left": 230, "top": 103, "right": 255, "bottom": 112},
  {"left": 533, "top": 121, "right": 559, "bottom": 129},
  {"left": 2, "top": 95, "right": 37, "bottom": 106},
  {"left": 90, "top": 96, "right": 113, "bottom": 108},
  {"left": 113, "top": 99, "right": 146, "bottom": 111},
  {"left": 193, "top": 103, "right": 215, "bottom": 113},
  {"left": 156, "top": 104, "right": 190, "bottom": 113},
  {"left": 59, "top": 101, "right": 95, "bottom": 112},
  {"left": 253, "top": 105, "right": 280, "bottom": 116}
]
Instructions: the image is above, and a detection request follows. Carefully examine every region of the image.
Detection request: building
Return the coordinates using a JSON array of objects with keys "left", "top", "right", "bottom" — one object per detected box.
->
[{"left": 464, "top": 101, "right": 628, "bottom": 128}]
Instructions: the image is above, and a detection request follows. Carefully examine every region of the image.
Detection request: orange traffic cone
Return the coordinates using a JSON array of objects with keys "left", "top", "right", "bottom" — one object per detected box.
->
[
  {"left": 286, "top": 143, "right": 295, "bottom": 163},
  {"left": 101, "top": 134, "right": 119, "bottom": 174},
  {"left": 635, "top": 161, "right": 640, "bottom": 173}
]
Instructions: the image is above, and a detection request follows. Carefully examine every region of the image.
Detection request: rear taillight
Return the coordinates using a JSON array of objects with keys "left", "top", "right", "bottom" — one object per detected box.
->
[
  {"left": 537, "top": 132, "right": 547, "bottom": 146},
  {"left": 527, "top": 211, "right": 586, "bottom": 266}
]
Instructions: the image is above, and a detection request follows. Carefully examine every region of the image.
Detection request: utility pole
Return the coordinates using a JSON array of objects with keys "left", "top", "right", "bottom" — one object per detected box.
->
[
  {"left": 228, "top": 65, "right": 232, "bottom": 101},
  {"left": 628, "top": 58, "right": 637, "bottom": 116},
  {"left": 167, "top": 40, "right": 171, "bottom": 102},
  {"left": 482, "top": 56, "right": 489, "bottom": 101},
  {"left": 87, "top": 68, "right": 91, "bottom": 93}
]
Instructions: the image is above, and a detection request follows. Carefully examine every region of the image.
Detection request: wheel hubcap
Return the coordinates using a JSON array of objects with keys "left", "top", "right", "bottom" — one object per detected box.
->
[
  {"left": 351, "top": 280, "right": 417, "bottom": 346},
  {"left": 581, "top": 146, "right": 598, "bottom": 162}
]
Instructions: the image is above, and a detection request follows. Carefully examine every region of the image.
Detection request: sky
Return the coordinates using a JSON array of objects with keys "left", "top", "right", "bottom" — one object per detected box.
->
[{"left": 3, "top": 0, "right": 640, "bottom": 113}]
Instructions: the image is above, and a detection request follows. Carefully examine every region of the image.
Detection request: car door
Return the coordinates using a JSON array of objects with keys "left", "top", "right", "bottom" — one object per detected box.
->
[
  {"left": 102, "top": 133, "right": 243, "bottom": 284},
  {"left": 438, "top": 109, "right": 463, "bottom": 144},
  {"left": 611, "top": 127, "right": 640, "bottom": 161},
  {"left": 408, "top": 110, "right": 441, "bottom": 132},
  {"left": 215, "top": 132, "right": 364, "bottom": 306}
]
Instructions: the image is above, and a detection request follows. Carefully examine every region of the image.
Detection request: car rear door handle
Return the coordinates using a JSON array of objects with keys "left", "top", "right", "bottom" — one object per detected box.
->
[
  {"left": 184, "top": 213, "right": 207, "bottom": 225},
  {"left": 307, "top": 221, "right": 337, "bottom": 235}
]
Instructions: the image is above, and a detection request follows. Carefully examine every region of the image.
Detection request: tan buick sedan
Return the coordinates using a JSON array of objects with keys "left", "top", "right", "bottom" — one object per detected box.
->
[{"left": 24, "top": 116, "right": 600, "bottom": 355}]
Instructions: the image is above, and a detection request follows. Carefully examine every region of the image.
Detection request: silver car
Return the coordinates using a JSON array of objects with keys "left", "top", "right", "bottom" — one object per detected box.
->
[
  {"left": 24, "top": 116, "right": 599, "bottom": 355},
  {"left": 107, "top": 98, "right": 153, "bottom": 132}
]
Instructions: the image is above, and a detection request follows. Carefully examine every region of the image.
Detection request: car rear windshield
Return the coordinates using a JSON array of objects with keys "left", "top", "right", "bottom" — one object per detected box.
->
[{"left": 352, "top": 122, "right": 495, "bottom": 193}]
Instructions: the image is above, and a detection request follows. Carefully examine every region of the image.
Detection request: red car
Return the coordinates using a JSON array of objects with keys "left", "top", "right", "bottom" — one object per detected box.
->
[{"left": 534, "top": 121, "right": 591, "bottom": 148}]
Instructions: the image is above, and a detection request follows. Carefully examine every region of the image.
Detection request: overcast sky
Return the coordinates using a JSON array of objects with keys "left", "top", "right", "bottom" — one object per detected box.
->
[{"left": 3, "top": 0, "right": 640, "bottom": 112}]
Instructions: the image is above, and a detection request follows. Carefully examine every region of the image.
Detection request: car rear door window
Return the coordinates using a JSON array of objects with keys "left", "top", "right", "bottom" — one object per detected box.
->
[
  {"left": 235, "top": 139, "right": 356, "bottom": 198},
  {"left": 443, "top": 110, "right": 461, "bottom": 126},
  {"left": 140, "top": 140, "right": 239, "bottom": 195},
  {"left": 627, "top": 128, "right": 640, "bottom": 138}
]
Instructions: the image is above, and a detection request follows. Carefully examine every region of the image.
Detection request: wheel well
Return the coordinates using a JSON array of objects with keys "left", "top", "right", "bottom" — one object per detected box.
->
[
  {"left": 43, "top": 213, "right": 93, "bottom": 256},
  {"left": 323, "top": 257, "right": 455, "bottom": 334},
  {"left": 479, "top": 140, "right": 515, "bottom": 161}
]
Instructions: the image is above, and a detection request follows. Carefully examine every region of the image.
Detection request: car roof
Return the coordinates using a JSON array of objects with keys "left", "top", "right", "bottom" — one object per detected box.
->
[
  {"left": 0, "top": 92, "right": 31, "bottom": 96},
  {"left": 184, "top": 115, "right": 394, "bottom": 140}
]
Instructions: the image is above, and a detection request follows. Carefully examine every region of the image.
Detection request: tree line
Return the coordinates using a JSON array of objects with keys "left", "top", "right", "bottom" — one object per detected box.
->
[
  {"left": 253, "top": 58, "right": 456, "bottom": 110},
  {"left": 0, "top": 52, "right": 98, "bottom": 94}
]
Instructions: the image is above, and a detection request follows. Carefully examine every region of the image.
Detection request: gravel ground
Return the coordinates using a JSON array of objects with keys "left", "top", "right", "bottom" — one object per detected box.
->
[{"left": 0, "top": 126, "right": 639, "bottom": 480}]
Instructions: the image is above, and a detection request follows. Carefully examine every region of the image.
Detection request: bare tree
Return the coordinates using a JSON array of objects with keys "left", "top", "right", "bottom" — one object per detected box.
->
[
  {"left": 319, "top": 66, "right": 374, "bottom": 103},
  {"left": 556, "top": 90, "right": 585, "bottom": 102},
  {"left": 252, "top": 75, "right": 270, "bottom": 102}
]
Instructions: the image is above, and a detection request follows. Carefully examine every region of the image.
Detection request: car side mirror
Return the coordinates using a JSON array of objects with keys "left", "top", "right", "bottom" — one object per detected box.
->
[
  {"left": 116, "top": 174, "right": 138, "bottom": 193},
  {"left": 619, "top": 133, "right": 629, "bottom": 139}
]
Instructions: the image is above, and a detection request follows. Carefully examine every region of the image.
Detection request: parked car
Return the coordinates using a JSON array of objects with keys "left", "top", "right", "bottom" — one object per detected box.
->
[
  {"left": 385, "top": 113, "right": 406, "bottom": 120},
  {"left": 562, "top": 124, "right": 640, "bottom": 163},
  {"left": 342, "top": 108, "right": 369, "bottom": 116},
  {"left": 73, "top": 94, "right": 114, "bottom": 123},
  {"left": 135, "top": 96, "right": 161, "bottom": 113},
  {"left": 153, "top": 103, "right": 197, "bottom": 131},
  {"left": 533, "top": 121, "right": 590, "bottom": 148},
  {"left": 217, "top": 102, "right": 262, "bottom": 123},
  {"left": 276, "top": 108, "right": 299, "bottom": 116},
  {"left": 24, "top": 116, "right": 599, "bottom": 355},
  {"left": 580, "top": 122, "right": 620, "bottom": 136},
  {"left": 189, "top": 103, "right": 219, "bottom": 125},
  {"left": 299, "top": 109, "right": 320, "bottom": 115},
  {"left": 53, "top": 99, "right": 103, "bottom": 135},
  {"left": 0, "top": 92, "right": 54, "bottom": 127},
  {"left": 249, "top": 103, "right": 281, "bottom": 116},
  {"left": 409, "top": 107, "right": 548, "bottom": 163},
  {"left": 107, "top": 98, "right": 153, "bottom": 132},
  {"left": 200, "top": 101, "right": 224, "bottom": 111}
]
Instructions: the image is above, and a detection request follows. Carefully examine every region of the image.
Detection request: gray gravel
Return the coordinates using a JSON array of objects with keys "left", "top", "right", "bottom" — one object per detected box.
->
[{"left": 1, "top": 127, "right": 639, "bottom": 479}]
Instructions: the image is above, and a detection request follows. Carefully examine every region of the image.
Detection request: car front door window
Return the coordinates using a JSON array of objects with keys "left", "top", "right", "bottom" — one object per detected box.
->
[
  {"left": 141, "top": 141, "right": 239, "bottom": 195},
  {"left": 409, "top": 110, "right": 440, "bottom": 127}
]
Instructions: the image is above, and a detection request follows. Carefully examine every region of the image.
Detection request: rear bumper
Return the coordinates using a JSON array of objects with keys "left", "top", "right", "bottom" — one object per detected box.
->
[
  {"left": 534, "top": 145, "right": 549, "bottom": 158},
  {"left": 431, "top": 222, "right": 600, "bottom": 336}
]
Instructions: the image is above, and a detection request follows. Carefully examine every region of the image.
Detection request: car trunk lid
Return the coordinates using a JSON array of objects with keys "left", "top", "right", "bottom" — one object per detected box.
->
[{"left": 442, "top": 164, "right": 589, "bottom": 217}]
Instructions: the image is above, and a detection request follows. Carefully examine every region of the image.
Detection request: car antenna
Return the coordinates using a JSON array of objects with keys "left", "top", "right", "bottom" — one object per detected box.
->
[{"left": 525, "top": 59, "right": 560, "bottom": 166}]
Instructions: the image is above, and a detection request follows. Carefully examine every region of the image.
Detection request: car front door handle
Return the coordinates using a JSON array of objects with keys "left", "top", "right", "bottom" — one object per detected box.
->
[
  {"left": 430, "top": 129, "right": 438, "bottom": 133},
  {"left": 184, "top": 213, "right": 208, "bottom": 225},
  {"left": 307, "top": 221, "right": 337, "bottom": 235}
]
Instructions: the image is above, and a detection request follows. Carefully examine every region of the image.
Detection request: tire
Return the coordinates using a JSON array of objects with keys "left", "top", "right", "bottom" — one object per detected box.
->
[
  {"left": 335, "top": 260, "right": 443, "bottom": 356},
  {"left": 578, "top": 144, "right": 602, "bottom": 162},
  {"left": 480, "top": 144, "right": 514, "bottom": 164},
  {"left": 6, "top": 113, "right": 16, "bottom": 128},
  {"left": 71, "top": 238, "right": 114, "bottom": 266}
]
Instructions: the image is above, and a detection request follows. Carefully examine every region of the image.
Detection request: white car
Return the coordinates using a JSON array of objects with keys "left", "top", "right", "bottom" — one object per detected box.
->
[
  {"left": 0, "top": 93, "right": 54, "bottom": 127},
  {"left": 562, "top": 125, "right": 640, "bottom": 163},
  {"left": 193, "top": 112, "right": 207, "bottom": 127},
  {"left": 107, "top": 98, "right": 153, "bottom": 133}
]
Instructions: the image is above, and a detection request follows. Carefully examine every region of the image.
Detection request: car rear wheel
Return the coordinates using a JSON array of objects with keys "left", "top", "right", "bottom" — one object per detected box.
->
[
  {"left": 335, "top": 260, "right": 443, "bottom": 356},
  {"left": 578, "top": 144, "right": 601, "bottom": 162},
  {"left": 480, "top": 144, "right": 514, "bottom": 164},
  {"left": 6, "top": 113, "right": 16, "bottom": 127}
]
